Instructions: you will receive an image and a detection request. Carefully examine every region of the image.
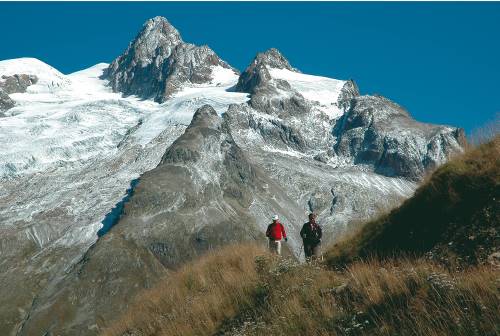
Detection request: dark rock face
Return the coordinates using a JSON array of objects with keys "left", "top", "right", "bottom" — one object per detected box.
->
[
  {"left": 0, "top": 74, "right": 38, "bottom": 114},
  {"left": 334, "top": 95, "right": 466, "bottom": 180},
  {"left": 337, "top": 79, "right": 360, "bottom": 108},
  {"left": 226, "top": 103, "right": 309, "bottom": 151},
  {"left": 105, "top": 16, "right": 235, "bottom": 102},
  {"left": 0, "top": 74, "right": 38, "bottom": 94},
  {"left": 124, "top": 104, "right": 263, "bottom": 267},
  {"left": 0, "top": 89, "right": 14, "bottom": 113}
]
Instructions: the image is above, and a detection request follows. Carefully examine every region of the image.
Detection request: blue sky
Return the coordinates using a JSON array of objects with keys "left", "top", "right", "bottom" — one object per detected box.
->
[{"left": 0, "top": 2, "right": 498, "bottom": 134}]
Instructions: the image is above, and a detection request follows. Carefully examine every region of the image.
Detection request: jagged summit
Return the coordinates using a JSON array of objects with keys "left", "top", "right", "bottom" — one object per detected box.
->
[
  {"left": 105, "top": 17, "right": 236, "bottom": 102},
  {"left": 127, "top": 16, "right": 183, "bottom": 64},
  {"left": 144, "top": 16, "right": 182, "bottom": 39}
]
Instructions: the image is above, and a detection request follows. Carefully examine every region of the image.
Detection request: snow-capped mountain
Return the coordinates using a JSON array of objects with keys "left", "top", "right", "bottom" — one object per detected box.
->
[
  {"left": 106, "top": 16, "right": 238, "bottom": 102},
  {"left": 0, "top": 17, "right": 464, "bottom": 335}
]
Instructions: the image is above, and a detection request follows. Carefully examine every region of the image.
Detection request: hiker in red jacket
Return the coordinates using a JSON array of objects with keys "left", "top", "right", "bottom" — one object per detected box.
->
[{"left": 266, "top": 215, "right": 287, "bottom": 255}]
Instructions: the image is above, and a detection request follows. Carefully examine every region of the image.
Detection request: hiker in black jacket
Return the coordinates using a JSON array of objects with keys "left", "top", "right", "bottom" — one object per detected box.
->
[{"left": 300, "top": 213, "right": 322, "bottom": 261}]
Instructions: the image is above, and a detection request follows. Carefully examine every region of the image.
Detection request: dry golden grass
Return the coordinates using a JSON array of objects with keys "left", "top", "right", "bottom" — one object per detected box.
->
[
  {"left": 102, "top": 244, "right": 500, "bottom": 336},
  {"left": 467, "top": 113, "right": 499, "bottom": 147},
  {"left": 341, "top": 259, "right": 500, "bottom": 336},
  {"left": 102, "top": 244, "right": 265, "bottom": 336}
]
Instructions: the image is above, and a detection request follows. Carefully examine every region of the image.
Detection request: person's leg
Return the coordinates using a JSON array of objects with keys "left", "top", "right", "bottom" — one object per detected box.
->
[
  {"left": 268, "top": 240, "right": 276, "bottom": 254},
  {"left": 304, "top": 244, "right": 312, "bottom": 262},
  {"left": 311, "top": 244, "right": 321, "bottom": 261},
  {"left": 276, "top": 240, "right": 281, "bottom": 256}
]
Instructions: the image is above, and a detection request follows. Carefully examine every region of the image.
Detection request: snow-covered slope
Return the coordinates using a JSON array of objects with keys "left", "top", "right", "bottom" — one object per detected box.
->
[
  {"left": 0, "top": 59, "right": 248, "bottom": 177},
  {"left": 0, "top": 56, "right": 249, "bottom": 231}
]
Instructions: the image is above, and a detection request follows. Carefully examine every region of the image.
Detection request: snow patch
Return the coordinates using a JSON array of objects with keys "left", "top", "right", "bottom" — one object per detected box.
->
[
  {"left": 261, "top": 145, "right": 306, "bottom": 158},
  {"left": 268, "top": 67, "right": 346, "bottom": 119},
  {"left": 209, "top": 65, "right": 239, "bottom": 87}
]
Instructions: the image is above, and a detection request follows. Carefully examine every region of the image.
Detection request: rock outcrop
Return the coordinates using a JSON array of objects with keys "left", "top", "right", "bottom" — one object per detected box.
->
[
  {"left": 0, "top": 74, "right": 38, "bottom": 114},
  {"left": 334, "top": 95, "right": 466, "bottom": 180},
  {"left": 235, "top": 48, "right": 297, "bottom": 94},
  {"left": 0, "top": 74, "right": 38, "bottom": 94},
  {"left": 0, "top": 89, "right": 14, "bottom": 114}
]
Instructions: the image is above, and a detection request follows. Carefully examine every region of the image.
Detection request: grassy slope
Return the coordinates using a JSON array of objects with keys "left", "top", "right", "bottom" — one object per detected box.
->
[
  {"left": 102, "top": 138, "right": 499, "bottom": 336},
  {"left": 326, "top": 136, "right": 499, "bottom": 268},
  {"left": 102, "top": 245, "right": 499, "bottom": 336}
]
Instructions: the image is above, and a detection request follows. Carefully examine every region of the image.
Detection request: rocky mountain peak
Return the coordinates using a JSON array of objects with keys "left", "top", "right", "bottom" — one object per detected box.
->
[
  {"left": 105, "top": 17, "right": 234, "bottom": 102},
  {"left": 130, "top": 16, "right": 183, "bottom": 64},
  {"left": 144, "top": 16, "right": 182, "bottom": 40},
  {"left": 160, "top": 105, "right": 224, "bottom": 165}
]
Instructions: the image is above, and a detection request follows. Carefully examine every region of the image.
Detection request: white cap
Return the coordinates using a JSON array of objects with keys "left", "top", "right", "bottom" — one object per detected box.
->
[{"left": 272, "top": 215, "right": 279, "bottom": 221}]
